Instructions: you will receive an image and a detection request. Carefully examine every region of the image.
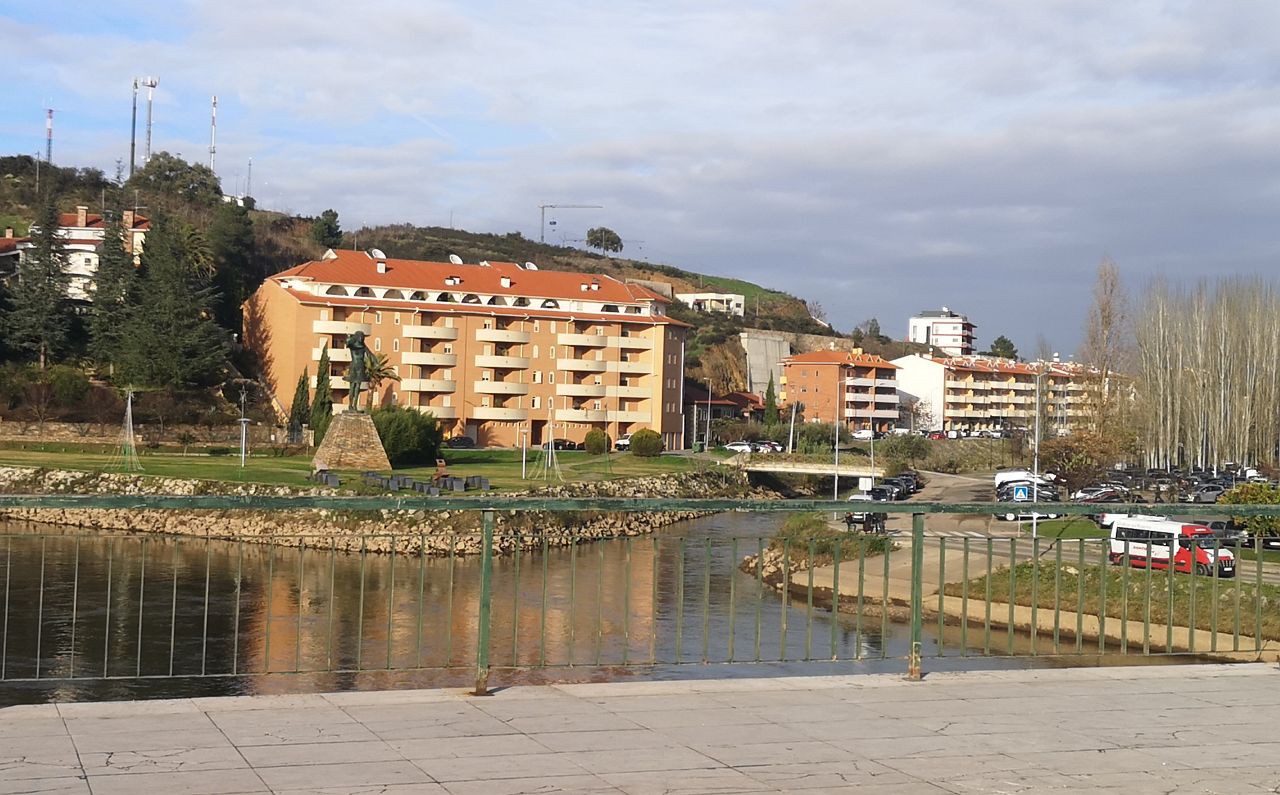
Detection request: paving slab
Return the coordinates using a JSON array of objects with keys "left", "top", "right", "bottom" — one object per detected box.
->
[{"left": 0, "top": 663, "right": 1276, "bottom": 793}]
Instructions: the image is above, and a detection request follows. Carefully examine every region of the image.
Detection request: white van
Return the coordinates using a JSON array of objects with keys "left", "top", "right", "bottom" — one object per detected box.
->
[{"left": 1109, "top": 516, "right": 1235, "bottom": 578}]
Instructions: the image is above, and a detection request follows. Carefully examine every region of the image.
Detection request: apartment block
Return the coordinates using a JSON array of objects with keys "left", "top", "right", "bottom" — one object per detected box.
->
[
  {"left": 893, "top": 354, "right": 1088, "bottom": 434},
  {"left": 907, "top": 307, "right": 976, "bottom": 356},
  {"left": 244, "top": 250, "right": 690, "bottom": 449},
  {"left": 779, "top": 350, "right": 899, "bottom": 431}
]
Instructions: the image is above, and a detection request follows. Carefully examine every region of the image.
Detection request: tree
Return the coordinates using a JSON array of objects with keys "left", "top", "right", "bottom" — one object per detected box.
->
[
  {"left": 126, "top": 152, "right": 223, "bottom": 209},
  {"left": 288, "top": 369, "right": 310, "bottom": 443},
  {"left": 88, "top": 208, "right": 135, "bottom": 369},
  {"left": 6, "top": 196, "right": 73, "bottom": 368},
  {"left": 312, "top": 209, "right": 342, "bottom": 248},
  {"left": 628, "top": 428, "right": 663, "bottom": 456},
  {"left": 310, "top": 347, "right": 333, "bottom": 445},
  {"left": 1080, "top": 258, "right": 1129, "bottom": 435},
  {"left": 365, "top": 352, "right": 401, "bottom": 403},
  {"left": 763, "top": 376, "right": 779, "bottom": 425},
  {"left": 208, "top": 201, "right": 256, "bottom": 331},
  {"left": 878, "top": 434, "right": 930, "bottom": 466},
  {"left": 115, "top": 215, "right": 228, "bottom": 387},
  {"left": 1219, "top": 482, "right": 1280, "bottom": 540},
  {"left": 584, "top": 428, "right": 611, "bottom": 455},
  {"left": 986, "top": 335, "right": 1019, "bottom": 360},
  {"left": 585, "top": 226, "right": 622, "bottom": 255}
]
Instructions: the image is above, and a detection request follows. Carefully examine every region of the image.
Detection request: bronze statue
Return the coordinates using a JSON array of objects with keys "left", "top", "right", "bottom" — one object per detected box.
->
[{"left": 345, "top": 331, "right": 369, "bottom": 411}]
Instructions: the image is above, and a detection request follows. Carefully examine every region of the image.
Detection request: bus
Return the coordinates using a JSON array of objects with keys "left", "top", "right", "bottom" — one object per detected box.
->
[{"left": 1109, "top": 516, "right": 1236, "bottom": 578}]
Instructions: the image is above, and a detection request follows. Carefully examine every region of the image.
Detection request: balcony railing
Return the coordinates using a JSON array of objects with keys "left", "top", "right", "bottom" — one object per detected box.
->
[
  {"left": 476, "top": 328, "right": 531, "bottom": 344},
  {"left": 312, "top": 320, "right": 371, "bottom": 336},
  {"left": 312, "top": 347, "right": 352, "bottom": 362},
  {"left": 556, "top": 383, "right": 608, "bottom": 398},
  {"left": 474, "top": 355, "right": 531, "bottom": 369},
  {"left": 554, "top": 408, "right": 608, "bottom": 422},
  {"left": 402, "top": 325, "right": 459, "bottom": 340},
  {"left": 474, "top": 381, "right": 530, "bottom": 396},
  {"left": 557, "top": 333, "right": 608, "bottom": 347},
  {"left": 399, "top": 378, "right": 456, "bottom": 393},
  {"left": 401, "top": 352, "right": 457, "bottom": 367},
  {"left": 557, "top": 358, "right": 608, "bottom": 373},
  {"left": 471, "top": 407, "right": 528, "bottom": 421}
]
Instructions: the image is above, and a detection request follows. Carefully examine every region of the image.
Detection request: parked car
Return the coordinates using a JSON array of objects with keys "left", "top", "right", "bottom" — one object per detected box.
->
[
  {"left": 445, "top": 436, "right": 476, "bottom": 449},
  {"left": 851, "top": 429, "right": 875, "bottom": 441},
  {"left": 540, "top": 439, "right": 574, "bottom": 451},
  {"left": 868, "top": 486, "right": 897, "bottom": 501},
  {"left": 927, "top": 431, "right": 946, "bottom": 440},
  {"left": 1182, "top": 484, "right": 1226, "bottom": 504},
  {"left": 723, "top": 441, "right": 754, "bottom": 453},
  {"left": 614, "top": 434, "right": 633, "bottom": 451}
]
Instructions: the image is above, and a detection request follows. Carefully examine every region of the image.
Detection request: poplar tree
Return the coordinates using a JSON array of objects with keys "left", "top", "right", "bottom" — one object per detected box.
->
[
  {"left": 87, "top": 208, "right": 134, "bottom": 368},
  {"left": 310, "top": 347, "right": 333, "bottom": 445},
  {"left": 763, "top": 376, "right": 779, "bottom": 425},
  {"left": 7, "top": 197, "right": 72, "bottom": 368}
]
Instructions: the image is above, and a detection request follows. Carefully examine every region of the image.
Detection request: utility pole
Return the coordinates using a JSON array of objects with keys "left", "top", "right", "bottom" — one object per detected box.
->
[
  {"left": 140, "top": 77, "right": 158, "bottom": 164},
  {"left": 45, "top": 109, "right": 54, "bottom": 164},
  {"left": 209, "top": 95, "right": 217, "bottom": 172},
  {"left": 130, "top": 79, "right": 139, "bottom": 177},
  {"left": 538, "top": 204, "right": 602, "bottom": 243}
]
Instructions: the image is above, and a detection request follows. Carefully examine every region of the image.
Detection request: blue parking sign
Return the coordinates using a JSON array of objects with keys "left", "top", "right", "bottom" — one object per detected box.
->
[{"left": 1013, "top": 484, "right": 1030, "bottom": 501}]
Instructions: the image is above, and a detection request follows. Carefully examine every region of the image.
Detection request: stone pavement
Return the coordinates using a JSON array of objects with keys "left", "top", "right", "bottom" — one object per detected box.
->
[{"left": 1, "top": 664, "right": 1277, "bottom": 794}]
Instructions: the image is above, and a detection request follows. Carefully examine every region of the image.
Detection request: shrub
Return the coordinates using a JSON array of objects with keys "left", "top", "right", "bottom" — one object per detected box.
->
[
  {"left": 207, "top": 447, "right": 231, "bottom": 456},
  {"left": 47, "top": 365, "right": 90, "bottom": 407},
  {"left": 371, "top": 405, "right": 442, "bottom": 466},
  {"left": 628, "top": 428, "right": 664, "bottom": 457},
  {"left": 584, "top": 428, "right": 611, "bottom": 455}
]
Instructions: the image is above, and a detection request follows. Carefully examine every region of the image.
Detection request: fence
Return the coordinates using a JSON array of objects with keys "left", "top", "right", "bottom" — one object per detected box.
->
[{"left": 0, "top": 498, "right": 1275, "bottom": 698}]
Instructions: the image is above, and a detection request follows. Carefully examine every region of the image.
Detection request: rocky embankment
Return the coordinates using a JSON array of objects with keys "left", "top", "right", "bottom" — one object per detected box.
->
[{"left": 0, "top": 466, "right": 776, "bottom": 556}]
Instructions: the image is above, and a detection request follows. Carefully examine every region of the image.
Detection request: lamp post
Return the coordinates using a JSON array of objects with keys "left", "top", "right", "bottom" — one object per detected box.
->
[
  {"left": 238, "top": 385, "right": 249, "bottom": 469},
  {"left": 519, "top": 426, "right": 529, "bottom": 479},
  {"left": 704, "top": 378, "right": 713, "bottom": 450},
  {"left": 1032, "top": 369, "right": 1043, "bottom": 541}
]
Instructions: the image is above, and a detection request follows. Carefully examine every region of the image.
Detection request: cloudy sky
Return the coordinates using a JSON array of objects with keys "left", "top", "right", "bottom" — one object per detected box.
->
[{"left": 4, "top": 1, "right": 1280, "bottom": 355}]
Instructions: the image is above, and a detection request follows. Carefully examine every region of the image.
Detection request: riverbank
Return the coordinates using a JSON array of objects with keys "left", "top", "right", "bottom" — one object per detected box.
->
[{"left": 0, "top": 466, "right": 777, "bottom": 556}]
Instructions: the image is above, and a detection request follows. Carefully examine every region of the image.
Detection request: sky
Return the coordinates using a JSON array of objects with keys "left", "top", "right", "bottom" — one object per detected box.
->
[{"left": 4, "top": 1, "right": 1280, "bottom": 356}]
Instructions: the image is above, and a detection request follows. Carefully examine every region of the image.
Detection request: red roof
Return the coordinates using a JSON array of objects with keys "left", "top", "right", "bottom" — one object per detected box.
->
[
  {"left": 784, "top": 350, "right": 898, "bottom": 369},
  {"left": 932, "top": 356, "right": 1089, "bottom": 377},
  {"left": 59, "top": 212, "right": 150, "bottom": 231},
  {"left": 0, "top": 238, "right": 28, "bottom": 255},
  {"left": 275, "top": 250, "right": 670, "bottom": 306}
]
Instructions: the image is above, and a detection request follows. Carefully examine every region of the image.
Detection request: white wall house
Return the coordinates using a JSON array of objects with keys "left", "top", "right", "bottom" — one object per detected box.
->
[
  {"left": 907, "top": 307, "right": 976, "bottom": 356},
  {"left": 22, "top": 206, "right": 149, "bottom": 302},
  {"left": 674, "top": 292, "right": 745, "bottom": 317}
]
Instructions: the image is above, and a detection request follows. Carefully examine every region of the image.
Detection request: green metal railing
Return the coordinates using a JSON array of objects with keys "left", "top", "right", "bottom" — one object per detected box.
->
[{"left": 0, "top": 498, "right": 1275, "bottom": 697}]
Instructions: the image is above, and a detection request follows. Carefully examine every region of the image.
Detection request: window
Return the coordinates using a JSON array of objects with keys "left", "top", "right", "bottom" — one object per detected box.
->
[
  {"left": 482, "top": 371, "right": 492, "bottom": 381},
  {"left": 483, "top": 319, "right": 493, "bottom": 329},
  {"left": 375, "top": 311, "right": 383, "bottom": 324},
  {"left": 374, "top": 338, "right": 382, "bottom": 352},
  {"left": 443, "top": 344, "right": 453, "bottom": 354},
  {"left": 593, "top": 401, "right": 602, "bottom": 410},
  {"left": 533, "top": 320, "right": 541, "bottom": 332},
  {"left": 533, "top": 371, "right": 542, "bottom": 384},
  {"left": 443, "top": 369, "right": 452, "bottom": 381},
  {"left": 532, "top": 345, "right": 539, "bottom": 358},
  {"left": 394, "top": 314, "right": 401, "bottom": 325},
  {"left": 320, "top": 309, "right": 330, "bottom": 321},
  {"left": 482, "top": 397, "right": 491, "bottom": 407},
  {"left": 594, "top": 376, "right": 603, "bottom": 385},
  {"left": 549, "top": 321, "right": 556, "bottom": 333},
  {"left": 549, "top": 372, "right": 555, "bottom": 384},
  {"left": 549, "top": 347, "right": 556, "bottom": 359},
  {"left": 392, "top": 339, "right": 399, "bottom": 352}
]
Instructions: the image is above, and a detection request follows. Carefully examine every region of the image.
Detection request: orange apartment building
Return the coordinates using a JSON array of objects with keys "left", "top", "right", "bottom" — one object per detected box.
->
[
  {"left": 244, "top": 250, "right": 689, "bottom": 449},
  {"left": 778, "top": 350, "right": 900, "bottom": 431}
]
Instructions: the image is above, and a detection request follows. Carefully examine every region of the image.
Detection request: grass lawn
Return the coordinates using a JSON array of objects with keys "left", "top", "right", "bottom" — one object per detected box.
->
[
  {"left": 945, "top": 560, "right": 1280, "bottom": 642},
  {"left": 1236, "top": 546, "right": 1280, "bottom": 564},
  {"left": 0, "top": 446, "right": 709, "bottom": 491},
  {"left": 1014, "top": 517, "right": 1107, "bottom": 539}
]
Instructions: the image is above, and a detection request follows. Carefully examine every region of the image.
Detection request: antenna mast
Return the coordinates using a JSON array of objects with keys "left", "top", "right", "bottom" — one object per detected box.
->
[
  {"left": 538, "top": 203, "right": 603, "bottom": 243},
  {"left": 246, "top": 157, "right": 252, "bottom": 197},
  {"left": 129, "top": 79, "right": 139, "bottom": 176},
  {"left": 141, "top": 76, "right": 158, "bottom": 164},
  {"left": 209, "top": 95, "right": 217, "bottom": 172},
  {"left": 45, "top": 108, "right": 53, "bottom": 163}
]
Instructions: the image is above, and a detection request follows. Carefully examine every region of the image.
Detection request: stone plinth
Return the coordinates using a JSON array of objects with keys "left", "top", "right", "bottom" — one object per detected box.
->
[{"left": 313, "top": 412, "right": 391, "bottom": 472}]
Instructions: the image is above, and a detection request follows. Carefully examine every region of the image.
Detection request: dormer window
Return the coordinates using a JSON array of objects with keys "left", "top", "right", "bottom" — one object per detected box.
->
[
  {"left": 542, "top": 299, "right": 559, "bottom": 309},
  {"left": 462, "top": 293, "right": 481, "bottom": 304}
]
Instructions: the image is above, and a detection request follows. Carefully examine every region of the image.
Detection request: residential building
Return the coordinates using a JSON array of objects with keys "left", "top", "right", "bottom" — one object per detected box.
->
[
  {"left": 683, "top": 381, "right": 751, "bottom": 446},
  {"left": 779, "top": 350, "right": 899, "bottom": 432},
  {"left": 243, "top": 250, "right": 690, "bottom": 450},
  {"left": 674, "top": 291, "right": 745, "bottom": 317},
  {"left": 907, "top": 307, "right": 976, "bottom": 356},
  {"left": 0, "top": 229, "right": 27, "bottom": 283},
  {"left": 22, "top": 206, "right": 149, "bottom": 301},
  {"left": 893, "top": 354, "right": 1089, "bottom": 435}
]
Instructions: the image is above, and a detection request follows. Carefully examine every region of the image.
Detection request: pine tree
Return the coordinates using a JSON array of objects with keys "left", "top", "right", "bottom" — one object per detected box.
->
[
  {"left": 87, "top": 208, "right": 135, "bottom": 368},
  {"left": 310, "top": 347, "right": 333, "bottom": 445},
  {"left": 7, "top": 197, "right": 72, "bottom": 368},
  {"left": 115, "top": 214, "right": 228, "bottom": 387},
  {"left": 209, "top": 201, "right": 255, "bottom": 331},
  {"left": 288, "top": 368, "right": 310, "bottom": 442},
  {"left": 763, "top": 376, "right": 779, "bottom": 425}
]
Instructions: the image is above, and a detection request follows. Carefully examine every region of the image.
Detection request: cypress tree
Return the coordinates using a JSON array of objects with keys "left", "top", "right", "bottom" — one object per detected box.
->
[
  {"left": 310, "top": 347, "right": 333, "bottom": 445},
  {"left": 115, "top": 214, "right": 228, "bottom": 387},
  {"left": 764, "top": 376, "right": 779, "bottom": 425},
  {"left": 288, "top": 368, "right": 310, "bottom": 443},
  {"left": 209, "top": 201, "right": 255, "bottom": 332},
  {"left": 87, "top": 208, "right": 134, "bottom": 369},
  {"left": 7, "top": 197, "right": 72, "bottom": 368}
]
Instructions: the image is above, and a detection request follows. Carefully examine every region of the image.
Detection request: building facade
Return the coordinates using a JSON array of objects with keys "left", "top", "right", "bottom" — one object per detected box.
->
[
  {"left": 244, "top": 250, "right": 690, "bottom": 450},
  {"left": 674, "top": 292, "right": 745, "bottom": 317},
  {"left": 907, "top": 307, "right": 976, "bottom": 356},
  {"left": 893, "top": 354, "right": 1089, "bottom": 435},
  {"left": 779, "top": 350, "right": 899, "bottom": 431},
  {"left": 22, "top": 206, "right": 149, "bottom": 301}
]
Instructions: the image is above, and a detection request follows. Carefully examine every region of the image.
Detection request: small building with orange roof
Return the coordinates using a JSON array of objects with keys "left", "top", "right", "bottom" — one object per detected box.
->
[{"left": 778, "top": 349, "right": 899, "bottom": 432}]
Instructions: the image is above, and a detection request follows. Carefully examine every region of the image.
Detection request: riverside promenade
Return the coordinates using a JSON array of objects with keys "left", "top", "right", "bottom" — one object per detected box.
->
[{"left": 1, "top": 664, "right": 1277, "bottom": 794}]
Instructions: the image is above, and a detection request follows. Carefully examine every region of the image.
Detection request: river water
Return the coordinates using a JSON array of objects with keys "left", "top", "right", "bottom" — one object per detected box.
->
[{"left": 1, "top": 513, "right": 1057, "bottom": 705}]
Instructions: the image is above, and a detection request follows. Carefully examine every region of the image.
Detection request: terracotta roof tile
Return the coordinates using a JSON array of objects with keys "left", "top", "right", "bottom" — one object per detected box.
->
[{"left": 783, "top": 350, "right": 898, "bottom": 369}]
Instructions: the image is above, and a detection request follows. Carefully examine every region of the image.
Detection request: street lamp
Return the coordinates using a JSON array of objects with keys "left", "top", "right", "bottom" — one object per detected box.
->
[
  {"left": 1032, "top": 368, "right": 1044, "bottom": 541},
  {"left": 704, "top": 378, "right": 713, "bottom": 450}
]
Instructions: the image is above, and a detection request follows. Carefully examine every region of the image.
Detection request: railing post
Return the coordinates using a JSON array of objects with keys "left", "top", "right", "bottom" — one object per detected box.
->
[
  {"left": 907, "top": 512, "right": 925, "bottom": 681},
  {"left": 473, "top": 509, "right": 495, "bottom": 696}
]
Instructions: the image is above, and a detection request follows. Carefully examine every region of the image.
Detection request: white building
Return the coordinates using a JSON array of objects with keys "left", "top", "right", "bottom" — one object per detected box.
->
[
  {"left": 674, "top": 292, "right": 745, "bottom": 317},
  {"left": 23, "top": 206, "right": 149, "bottom": 301},
  {"left": 907, "top": 307, "right": 976, "bottom": 356}
]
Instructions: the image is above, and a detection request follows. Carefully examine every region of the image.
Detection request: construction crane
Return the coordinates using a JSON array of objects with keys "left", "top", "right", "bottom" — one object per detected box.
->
[{"left": 538, "top": 204, "right": 602, "bottom": 243}]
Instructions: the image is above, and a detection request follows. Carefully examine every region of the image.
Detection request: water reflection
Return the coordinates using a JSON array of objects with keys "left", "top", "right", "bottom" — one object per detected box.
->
[{"left": 1, "top": 514, "right": 992, "bottom": 705}]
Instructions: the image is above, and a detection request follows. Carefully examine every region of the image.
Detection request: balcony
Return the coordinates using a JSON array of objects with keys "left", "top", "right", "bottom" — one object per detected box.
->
[
  {"left": 474, "top": 381, "right": 530, "bottom": 396},
  {"left": 477, "top": 328, "right": 531, "bottom": 344},
  {"left": 845, "top": 377, "right": 874, "bottom": 387},
  {"left": 613, "top": 336, "right": 653, "bottom": 350},
  {"left": 475, "top": 354, "right": 530, "bottom": 369},
  {"left": 309, "top": 375, "right": 347, "bottom": 390},
  {"left": 874, "top": 392, "right": 899, "bottom": 404},
  {"left": 555, "top": 408, "right": 608, "bottom": 423},
  {"left": 312, "top": 320, "right": 371, "bottom": 336},
  {"left": 401, "top": 352, "right": 457, "bottom": 367},
  {"left": 556, "top": 383, "right": 608, "bottom": 398},
  {"left": 945, "top": 380, "right": 970, "bottom": 389},
  {"left": 400, "top": 378, "right": 456, "bottom": 393},
  {"left": 870, "top": 409, "right": 898, "bottom": 419},
  {"left": 874, "top": 379, "right": 897, "bottom": 388},
  {"left": 610, "top": 385, "right": 651, "bottom": 399},
  {"left": 615, "top": 360, "right": 650, "bottom": 375},
  {"left": 608, "top": 410, "right": 650, "bottom": 423},
  {"left": 471, "top": 407, "right": 528, "bottom": 421},
  {"left": 558, "top": 358, "right": 608, "bottom": 373},
  {"left": 413, "top": 405, "right": 456, "bottom": 419},
  {"left": 402, "top": 325, "right": 458, "bottom": 340},
  {"left": 312, "top": 347, "right": 352, "bottom": 362},
  {"left": 558, "top": 333, "right": 608, "bottom": 347}
]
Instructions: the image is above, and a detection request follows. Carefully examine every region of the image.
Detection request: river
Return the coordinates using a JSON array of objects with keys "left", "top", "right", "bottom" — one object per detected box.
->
[{"left": 1, "top": 513, "right": 1057, "bottom": 705}]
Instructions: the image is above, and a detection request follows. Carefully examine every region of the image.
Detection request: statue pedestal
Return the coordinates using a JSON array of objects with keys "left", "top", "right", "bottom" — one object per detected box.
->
[{"left": 313, "top": 412, "right": 392, "bottom": 472}]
